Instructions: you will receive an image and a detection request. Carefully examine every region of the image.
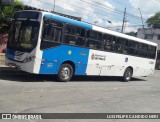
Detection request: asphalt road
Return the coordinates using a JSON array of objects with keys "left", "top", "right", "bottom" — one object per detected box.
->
[{"left": 0, "top": 66, "right": 160, "bottom": 122}]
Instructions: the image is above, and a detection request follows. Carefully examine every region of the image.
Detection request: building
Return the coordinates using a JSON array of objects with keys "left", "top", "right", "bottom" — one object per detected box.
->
[
  {"left": 137, "top": 28, "right": 160, "bottom": 69},
  {"left": 137, "top": 28, "right": 160, "bottom": 50}
]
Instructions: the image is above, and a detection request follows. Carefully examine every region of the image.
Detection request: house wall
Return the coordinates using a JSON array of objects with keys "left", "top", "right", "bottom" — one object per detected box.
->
[{"left": 137, "top": 28, "right": 160, "bottom": 50}]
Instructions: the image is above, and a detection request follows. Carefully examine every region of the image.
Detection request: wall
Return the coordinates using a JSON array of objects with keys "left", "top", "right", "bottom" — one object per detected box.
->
[{"left": 137, "top": 28, "right": 160, "bottom": 50}]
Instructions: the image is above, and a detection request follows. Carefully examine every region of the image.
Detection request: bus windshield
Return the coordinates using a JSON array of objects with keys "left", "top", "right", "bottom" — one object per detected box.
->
[{"left": 8, "top": 20, "right": 40, "bottom": 52}]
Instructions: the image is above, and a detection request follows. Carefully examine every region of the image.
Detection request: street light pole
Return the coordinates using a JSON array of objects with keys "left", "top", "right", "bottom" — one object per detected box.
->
[{"left": 138, "top": 8, "right": 144, "bottom": 29}]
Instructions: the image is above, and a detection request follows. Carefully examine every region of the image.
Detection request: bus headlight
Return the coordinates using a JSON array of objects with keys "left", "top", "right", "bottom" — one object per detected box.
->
[{"left": 23, "top": 56, "right": 36, "bottom": 63}]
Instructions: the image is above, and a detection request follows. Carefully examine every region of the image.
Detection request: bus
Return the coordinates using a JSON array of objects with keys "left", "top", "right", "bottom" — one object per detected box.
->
[
  {"left": 156, "top": 50, "right": 160, "bottom": 70},
  {"left": 5, "top": 10, "right": 158, "bottom": 82}
]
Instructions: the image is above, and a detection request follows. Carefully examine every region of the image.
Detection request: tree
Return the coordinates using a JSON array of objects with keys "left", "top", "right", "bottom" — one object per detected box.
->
[
  {"left": 146, "top": 12, "right": 160, "bottom": 28},
  {"left": 0, "top": 0, "right": 24, "bottom": 34}
]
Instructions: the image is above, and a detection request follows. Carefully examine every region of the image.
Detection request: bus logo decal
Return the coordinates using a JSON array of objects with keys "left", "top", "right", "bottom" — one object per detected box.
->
[
  {"left": 47, "top": 63, "right": 53, "bottom": 68},
  {"left": 91, "top": 53, "right": 106, "bottom": 61},
  {"left": 91, "top": 53, "right": 95, "bottom": 60},
  {"left": 125, "top": 57, "right": 128, "bottom": 62},
  {"left": 68, "top": 50, "right": 72, "bottom": 55}
]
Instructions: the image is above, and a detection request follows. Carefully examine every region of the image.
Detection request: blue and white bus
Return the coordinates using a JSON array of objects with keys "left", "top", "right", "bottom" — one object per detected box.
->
[{"left": 6, "top": 10, "right": 158, "bottom": 82}]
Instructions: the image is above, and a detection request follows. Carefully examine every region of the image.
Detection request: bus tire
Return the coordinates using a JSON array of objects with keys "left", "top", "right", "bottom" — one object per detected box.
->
[
  {"left": 123, "top": 68, "right": 132, "bottom": 82},
  {"left": 57, "top": 63, "right": 73, "bottom": 82}
]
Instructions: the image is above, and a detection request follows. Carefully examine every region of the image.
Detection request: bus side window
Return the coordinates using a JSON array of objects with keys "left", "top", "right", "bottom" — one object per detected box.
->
[
  {"left": 76, "top": 28, "right": 85, "bottom": 37},
  {"left": 86, "top": 39, "right": 94, "bottom": 49},
  {"left": 54, "top": 28, "right": 62, "bottom": 42},
  {"left": 127, "top": 40, "right": 139, "bottom": 56},
  {"left": 116, "top": 38, "right": 128, "bottom": 54},
  {"left": 86, "top": 39, "right": 101, "bottom": 50},
  {"left": 86, "top": 30, "right": 102, "bottom": 50},
  {"left": 103, "top": 35, "right": 116, "bottom": 52},
  {"left": 64, "top": 25, "right": 86, "bottom": 47},
  {"left": 94, "top": 41, "right": 102, "bottom": 50},
  {"left": 41, "top": 19, "right": 63, "bottom": 50},
  {"left": 64, "top": 35, "right": 76, "bottom": 45},
  {"left": 75, "top": 37, "right": 85, "bottom": 47},
  {"left": 65, "top": 25, "right": 76, "bottom": 35},
  {"left": 148, "top": 46, "right": 156, "bottom": 59},
  {"left": 75, "top": 27, "right": 85, "bottom": 47},
  {"left": 138, "top": 43, "right": 148, "bottom": 58},
  {"left": 87, "top": 30, "right": 102, "bottom": 41}
]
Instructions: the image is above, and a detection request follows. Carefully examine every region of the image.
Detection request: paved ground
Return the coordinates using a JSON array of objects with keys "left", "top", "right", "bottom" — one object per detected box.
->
[{"left": 0, "top": 66, "right": 160, "bottom": 122}]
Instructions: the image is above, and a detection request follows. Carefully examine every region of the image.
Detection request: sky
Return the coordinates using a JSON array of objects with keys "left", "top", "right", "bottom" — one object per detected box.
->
[{"left": 19, "top": 0, "right": 160, "bottom": 33}]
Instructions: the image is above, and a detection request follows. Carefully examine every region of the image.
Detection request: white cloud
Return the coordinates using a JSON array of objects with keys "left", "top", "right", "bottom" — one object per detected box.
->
[
  {"left": 20, "top": 0, "right": 141, "bottom": 33},
  {"left": 93, "top": 0, "right": 115, "bottom": 11},
  {"left": 129, "top": 0, "right": 160, "bottom": 18},
  {"left": 19, "top": 0, "right": 115, "bottom": 21},
  {"left": 105, "top": 21, "right": 138, "bottom": 33},
  {"left": 125, "top": 26, "right": 137, "bottom": 33},
  {"left": 20, "top": 0, "right": 54, "bottom": 10}
]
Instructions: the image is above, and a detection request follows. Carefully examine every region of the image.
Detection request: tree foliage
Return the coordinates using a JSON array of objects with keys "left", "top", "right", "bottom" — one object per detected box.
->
[
  {"left": 0, "top": 0, "right": 24, "bottom": 34},
  {"left": 146, "top": 12, "right": 160, "bottom": 27}
]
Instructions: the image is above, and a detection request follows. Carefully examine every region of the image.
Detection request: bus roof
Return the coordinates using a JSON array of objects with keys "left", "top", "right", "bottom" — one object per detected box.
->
[
  {"left": 40, "top": 11, "right": 157, "bottom": 47},
  {"left": 92, "top": 26, "right": 157, "bottom": 46}
]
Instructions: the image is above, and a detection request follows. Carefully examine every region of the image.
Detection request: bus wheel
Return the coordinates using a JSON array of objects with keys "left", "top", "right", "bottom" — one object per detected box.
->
[
  {"left": 57, "top": 64, "right": 73, "bottom": 82},
  {"left": 123, "top": 68, "right": 132, "bottom": 82}
]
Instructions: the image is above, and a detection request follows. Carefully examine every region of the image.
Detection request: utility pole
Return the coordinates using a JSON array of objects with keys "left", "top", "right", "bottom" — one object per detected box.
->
[{"left": 121, "top": 8, "right": 126, "bottom": 33}]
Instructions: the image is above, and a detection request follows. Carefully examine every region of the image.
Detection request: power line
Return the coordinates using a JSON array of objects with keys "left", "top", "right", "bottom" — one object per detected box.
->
[
  {"left": 67, "top": 0, "right": 144, "bottom": 21},
  {"left": 80, "top": 0, "right": 145, "bottom": 19},
  {"left": 38, "top": 0, "right": 145, "bottom": 24},
  {"left": 36, "top": 0, "right": 144, "bottom": 32},
  {"left": 56, "top": 1, "right": 144, "bottom": 26}
]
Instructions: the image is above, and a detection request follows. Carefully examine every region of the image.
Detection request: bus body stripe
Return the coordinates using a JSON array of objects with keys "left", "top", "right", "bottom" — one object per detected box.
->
[
  {"left": 39, "top": 45, "right": 90, "bottom": 75},
  {"left": 44, "top": 14, "right": 93, "bottom": 30}
]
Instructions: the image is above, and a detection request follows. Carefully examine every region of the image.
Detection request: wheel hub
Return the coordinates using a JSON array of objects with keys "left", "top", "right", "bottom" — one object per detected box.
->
[
  {"left": 61, "top": 67, "right": 70, "bottom": 80},
  {"left": 126, "top": 71, "right": 131, "bottom": 80}
]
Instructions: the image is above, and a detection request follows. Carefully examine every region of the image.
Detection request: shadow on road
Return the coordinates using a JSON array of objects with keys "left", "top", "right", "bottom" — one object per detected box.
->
[{"left": 0, "top": 67, "right": 146, "bottom": 82}]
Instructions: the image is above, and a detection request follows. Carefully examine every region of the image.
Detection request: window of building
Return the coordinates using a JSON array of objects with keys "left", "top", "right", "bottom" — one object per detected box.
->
[
  {"left": 145, "top": 34, "right": 153, "bottom": 40},
  {"left": 158, "top": 35, "right": 160, "bottom": 40}
]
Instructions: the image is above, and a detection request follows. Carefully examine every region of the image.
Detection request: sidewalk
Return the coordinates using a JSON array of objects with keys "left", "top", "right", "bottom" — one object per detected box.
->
[
  {"left": 0, "top": 64, "right": 22, "bottom": 73},
  {"left": 0, "top": 53, "right": 13, "bottom": 72}
]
